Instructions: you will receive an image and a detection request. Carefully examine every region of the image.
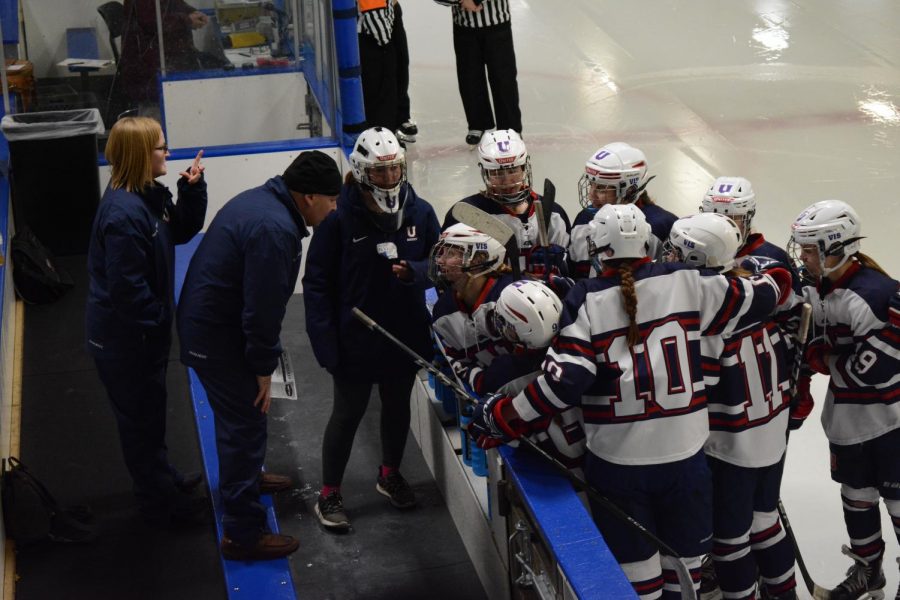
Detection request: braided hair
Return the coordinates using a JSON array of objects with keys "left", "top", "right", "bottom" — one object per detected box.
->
[{"left": 618, "top": 262, "right": 640, "bottom": 347}]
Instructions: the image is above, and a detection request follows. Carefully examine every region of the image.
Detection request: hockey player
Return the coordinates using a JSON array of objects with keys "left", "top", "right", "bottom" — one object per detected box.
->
[
  {"left": 468, "top": 203, "right": 793, "bottom": 600},
  {"left": 665, "top": 213, "right": 799, "bottom": 600},
  {"left": 430, "top": 223, "right": 517, "bottom": 395},
  {"left": 303, "top": 127, "right": 441, "bottom": 531},
  {"left": 700, "top": 176, "right": 801, "bottom": 291},
  {"left": 441, "top": 129, "right": 571, "bottom": 277},
  {"left": 787, "top": 200, "right": 900, "bottom": 600},
  {"left": 569, "top": 142, "right": 676, "bottom": 277}
]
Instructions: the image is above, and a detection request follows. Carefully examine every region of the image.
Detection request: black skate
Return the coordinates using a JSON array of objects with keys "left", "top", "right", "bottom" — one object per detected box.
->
[{"left": 828, "top": 545, "right": 886, "bottom": 600}]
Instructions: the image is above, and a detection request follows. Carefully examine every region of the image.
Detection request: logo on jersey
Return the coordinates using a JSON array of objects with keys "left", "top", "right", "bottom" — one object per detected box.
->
[
  {"left": 406, "top": 226, "right": 417, "bottom": 240},
  {"left": 497, "top": 141, "right": 510, "bottom": 153},
  {"left": 717, "top": 184, "right": 734, "bottom": 193}
]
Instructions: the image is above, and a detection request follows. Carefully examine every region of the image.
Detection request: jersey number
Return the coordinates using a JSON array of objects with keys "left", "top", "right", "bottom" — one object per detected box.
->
[
  {"left": 735, "top": 329, "right": 787, "bottom": 422},
  {"left": 606, "top": 320, "right": 695, "bottom": 418}
]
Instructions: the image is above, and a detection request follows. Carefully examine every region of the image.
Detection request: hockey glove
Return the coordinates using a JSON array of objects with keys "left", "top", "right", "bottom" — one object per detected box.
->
[
  {"left": 789, "top": 375, "right": 814, "bottom": 431},
  {"left": 761, "top": 266, "right": 794, "bottom": 306},
  {"left": 468, "top": 393, "right": 525, "bottom": 449},
  {"left": 804, "top": 337, "right": 831, "bottom": 375}
]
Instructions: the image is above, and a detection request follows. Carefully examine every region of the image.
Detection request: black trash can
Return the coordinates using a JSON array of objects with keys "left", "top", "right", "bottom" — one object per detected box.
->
[{"left": 1, "top": 109, "right": 104, "bottom": 256}]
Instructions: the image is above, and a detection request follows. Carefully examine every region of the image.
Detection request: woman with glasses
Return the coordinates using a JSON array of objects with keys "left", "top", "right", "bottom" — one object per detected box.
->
[{"left": 86, "top": 116, "right": 207, "bottom": 527}]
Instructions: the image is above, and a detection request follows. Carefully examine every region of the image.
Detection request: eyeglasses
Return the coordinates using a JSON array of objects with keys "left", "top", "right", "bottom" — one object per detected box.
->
[{"left": 155, "top": 144, "right": 169, "bottom": 152}]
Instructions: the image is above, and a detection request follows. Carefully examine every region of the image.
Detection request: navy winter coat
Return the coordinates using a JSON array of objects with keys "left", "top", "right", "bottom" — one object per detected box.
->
[
  {"left": 86, "top": 176, "right": 207, "bottom": 357},
  {"left": 303, "top": 182, "right": 440, "bottom": 382},
  {"left": 177, "top": 176, "right": 308, "bottom": 376}
]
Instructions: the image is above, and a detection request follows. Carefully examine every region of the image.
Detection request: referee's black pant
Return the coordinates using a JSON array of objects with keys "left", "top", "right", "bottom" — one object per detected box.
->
[
  {"left": 452, "top": 21, "right": 522, "bottom": 133},
  {"left": 359, "top": 31, "right": 399, "bottom": 132}
]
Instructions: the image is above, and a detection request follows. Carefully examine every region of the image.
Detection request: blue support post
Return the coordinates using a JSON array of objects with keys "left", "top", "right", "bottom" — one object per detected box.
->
[{"left": 331, "top": 0, "right": 366, "bottom": 153}]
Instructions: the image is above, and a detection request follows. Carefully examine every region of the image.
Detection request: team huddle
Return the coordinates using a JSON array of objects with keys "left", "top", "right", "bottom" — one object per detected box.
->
[{"left": 337, "top": 126, "right": 900, "bottom": 600}]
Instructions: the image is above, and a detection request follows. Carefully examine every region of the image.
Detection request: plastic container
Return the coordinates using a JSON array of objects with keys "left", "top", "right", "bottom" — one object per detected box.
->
[{"left": 1, "top": 109, "right": 104, "bottom": 256}]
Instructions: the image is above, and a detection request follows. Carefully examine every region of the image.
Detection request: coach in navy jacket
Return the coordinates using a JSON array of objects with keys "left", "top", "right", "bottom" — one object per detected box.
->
[
  {"left": 303, "top": 134, "right": 440, "bottom": 525},
  {"left": 86, "top": 117, "right": 206, "bottom": 527},
  {"left": 177, "top": 151, "right": 341, "bottom": 560}
]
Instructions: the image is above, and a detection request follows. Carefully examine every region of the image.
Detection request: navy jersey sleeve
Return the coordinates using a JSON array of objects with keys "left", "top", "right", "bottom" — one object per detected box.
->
[
  {"left": 168, "top": 175, "right": 208, "bottom": 244},
  {"left": 404, "top": 201, "right": 441, "bottom": 289}
]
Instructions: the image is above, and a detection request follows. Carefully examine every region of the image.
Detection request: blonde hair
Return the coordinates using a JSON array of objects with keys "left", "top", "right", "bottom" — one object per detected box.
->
[{"left": 105, "top": 117, "right": 162, "bottom": 192}]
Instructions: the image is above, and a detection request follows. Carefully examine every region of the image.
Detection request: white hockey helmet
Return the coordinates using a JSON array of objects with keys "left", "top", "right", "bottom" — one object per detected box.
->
[
  {"left": 788, "top": 200, "right": 862, "bottom": 279},
  {"left": 349, "top": 127, "right": 408, "bottom": 231},
  {"left": 588, "top": 204, "right": 652, "bottom": 266},
  {"left": 664, "top": 213, "right": 742, "bottom": 271},
  {"left": 492, "top": 280, "right": 563, "bottom": 349},
  {"left": 578, "top": 142, "right": 649, "bottom": 207},
  {"left": 700, "top": 176, "right": 756, "bottom": 240},
  {"left": 478, "top": 129, "right": 532, "bottom": 205},
  {"left": 428, "top": 223, "right": 506, "bottom": 287}
]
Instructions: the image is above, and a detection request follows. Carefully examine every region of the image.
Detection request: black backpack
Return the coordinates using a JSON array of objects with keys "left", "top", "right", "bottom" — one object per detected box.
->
[
  {"left": 10, "top": 227, "right": 74, "bottom": 304},
  {"left": 1, "top": 457, "right": 96, "bottom": 546}
]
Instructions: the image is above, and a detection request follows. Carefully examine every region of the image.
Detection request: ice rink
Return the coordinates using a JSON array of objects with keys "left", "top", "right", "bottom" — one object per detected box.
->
[{"left": 398, "top": 1, "right": 900, "bottom": 597}]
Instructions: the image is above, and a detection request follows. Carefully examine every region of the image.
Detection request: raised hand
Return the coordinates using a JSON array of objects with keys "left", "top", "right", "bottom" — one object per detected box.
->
[{"left": 180, "top": 149, "right": 205, "bottom": 185}]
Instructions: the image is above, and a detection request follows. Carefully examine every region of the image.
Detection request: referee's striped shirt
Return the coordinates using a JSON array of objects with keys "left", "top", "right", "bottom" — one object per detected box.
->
[
  {"left": 358, "top": 3, "right": 395, "bottom": 46},
  {"left": 434, "top": 0, "right": 511, "bottom": 28}
]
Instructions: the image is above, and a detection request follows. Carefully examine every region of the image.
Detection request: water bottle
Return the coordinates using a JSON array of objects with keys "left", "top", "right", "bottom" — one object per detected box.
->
[{"left": 471, "top": 442, "right": 488, "bottom": 477}]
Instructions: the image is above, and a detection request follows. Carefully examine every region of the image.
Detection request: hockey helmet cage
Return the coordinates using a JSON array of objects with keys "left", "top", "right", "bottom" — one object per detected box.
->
[
  {"left": 700, "top": 176, "right": 756, "bottom": 240},
  {"left": 428, "top": 223, "right": 506, "bottom": 287},
  {"left": 349, "top": 127, "right": 408, "bottom": 230},
  {"left": 478, "top": 129, "right": 532, "bottom": 205},
  {"left": 788, "top": 200, "right": 863, "bottom": 279},
  {"left": 578, "top": 142, "right": 649, "bottom": 207}
]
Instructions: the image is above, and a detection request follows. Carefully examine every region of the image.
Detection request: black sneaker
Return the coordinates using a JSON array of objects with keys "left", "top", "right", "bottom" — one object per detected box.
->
[
  {"left": 376, "top": 470, "right": 416, "bottom": 509},
  {"left": 399, "top": 120, "right": 418, "bottom": 136},
  {"left": 465, "top": 130, "right": 483, "bottom": 146},
  {"left": 315, "top": 491, "right": 350, "bottom": 530},
  {"left": 829, "top": 546, "right": 886, "bottom": 600},
  {"left": 396, "top": 129, "right": 416, "bottom": 145},
  {"left": 699, "top": 555, "right": 722, "bottom": 600}
]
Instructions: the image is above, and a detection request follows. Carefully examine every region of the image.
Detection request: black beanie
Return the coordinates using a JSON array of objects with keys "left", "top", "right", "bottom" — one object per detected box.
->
[{"left": 282, "top": 150, "right": 342, "bottom": 195}]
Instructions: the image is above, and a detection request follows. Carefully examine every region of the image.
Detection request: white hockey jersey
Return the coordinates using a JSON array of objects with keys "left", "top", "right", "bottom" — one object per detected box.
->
[
  {"left": 511, "top": 259, "right": 784, "bottom": 465},
  {"left": 803, "top": 263, "right": 900, "bottom": 445}
]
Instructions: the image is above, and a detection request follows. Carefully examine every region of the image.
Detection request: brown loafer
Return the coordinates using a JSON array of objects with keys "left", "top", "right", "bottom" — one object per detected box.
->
[
  {"left": 260, "top": 472, "right": 292, "bottom": 494},
  {"left": 221, "top": 533, "right": 299, "bottom": 561}
]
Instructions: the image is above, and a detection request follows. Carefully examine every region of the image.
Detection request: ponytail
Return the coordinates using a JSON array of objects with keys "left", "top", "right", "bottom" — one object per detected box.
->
[
  {"left": 619, "top": 263, "right": 640, "bottom": 347},
  {"left": 855, "top": 253, "right": 890, "bottom": 278}
]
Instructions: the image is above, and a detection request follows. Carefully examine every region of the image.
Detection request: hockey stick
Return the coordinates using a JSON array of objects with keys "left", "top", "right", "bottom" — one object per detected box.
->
[
  {"left": 533, "top": 200, "right": 551, "bottom": 280},
  {"left": 451, "top": 202, "right": 522, "bottom": 280},
  {"left": 540, "top": 178, "right": 556, "bottom": 232},
  {"left": 777, "top": 499, "right": 830, "bottom": 599},
  {"left": 352, "top": 307, "right": 698, "bottom": 600},
  {"left": 777, "top": 302, "right": 830, "bottom": 599}
]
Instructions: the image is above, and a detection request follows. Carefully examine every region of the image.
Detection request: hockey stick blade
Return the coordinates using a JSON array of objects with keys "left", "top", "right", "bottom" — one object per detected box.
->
[
  {"left": 777, "top": 499, "right": 830, "bottom": 599},
  {"left": 451, "top": 202, "right": 514, "bottom": 245},
  {"left": 541, "top": 178, "right": 556, "bottom": 232},
  {"left": 353, "top": 307, "right": 698, "bottom": 600},
  {"left": 451, "top": 202, "right": 522, "bottom": 280}
]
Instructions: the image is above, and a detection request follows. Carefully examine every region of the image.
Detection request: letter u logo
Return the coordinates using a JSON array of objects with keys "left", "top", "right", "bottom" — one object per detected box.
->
[
  {"left": 718, "top": 184, "right": 733, "bottom": 193},
  {"left": 407, "top": 226, "right": 417, "bottom": 238}
]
